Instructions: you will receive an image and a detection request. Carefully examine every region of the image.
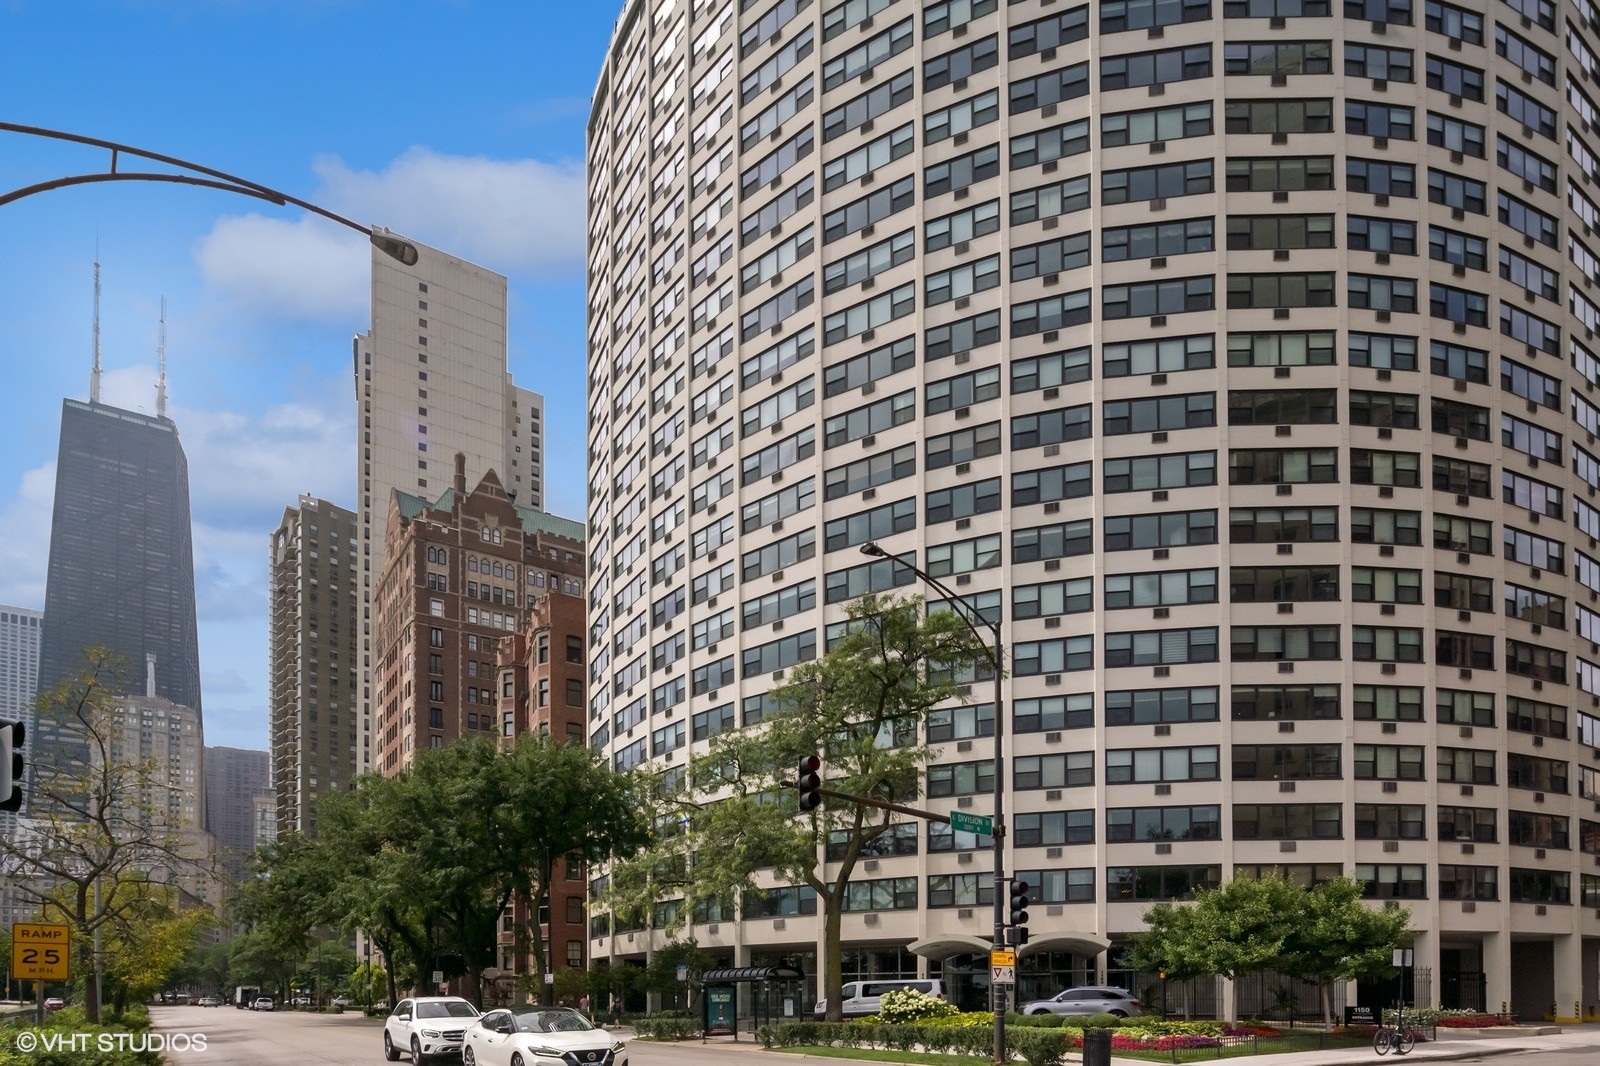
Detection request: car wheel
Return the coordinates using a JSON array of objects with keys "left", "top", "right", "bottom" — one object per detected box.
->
[
  {"left": 411, "top": 1036, "right": 427, "bottom": 1065},
  {"left": 463, "top": 1048, "right": 477, "bottom": 1066},
  {"left": 383, "top": 1032, "right": 400, "bottom": 1062},
  {"left": 511, "top": 1055, "right": 525, "bottom": 1066},
  {"left": 1110, "top": 1010, "right": 1128, "bottom": 1018}
]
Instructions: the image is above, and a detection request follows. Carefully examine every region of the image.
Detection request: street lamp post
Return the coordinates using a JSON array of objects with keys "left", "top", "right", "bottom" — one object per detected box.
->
[
  {"left": 0, "top": 121, "right": 418, "bottom": 264},
  {"left": 859, "top": 542, "right": 1008, "bottom": 1066}
]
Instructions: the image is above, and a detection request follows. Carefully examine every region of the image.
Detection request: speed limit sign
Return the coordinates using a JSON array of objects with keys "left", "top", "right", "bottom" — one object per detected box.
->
[{"left": 12, "top": 923, "right": 69, "bottom": 980}]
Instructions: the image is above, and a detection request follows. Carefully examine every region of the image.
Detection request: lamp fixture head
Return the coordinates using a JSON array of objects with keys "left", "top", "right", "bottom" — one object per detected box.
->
[{"left": 859, "top": 542, "right": 887, "bottom": 558}]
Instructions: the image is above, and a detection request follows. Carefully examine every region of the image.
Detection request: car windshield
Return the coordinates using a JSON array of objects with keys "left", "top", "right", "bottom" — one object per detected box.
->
[
  {"left": 417, "top": 1001, "right": 479, "bottom": 1019},
  {"left": 514, "top": 1010, "right": 595, "bottom": 1034}
]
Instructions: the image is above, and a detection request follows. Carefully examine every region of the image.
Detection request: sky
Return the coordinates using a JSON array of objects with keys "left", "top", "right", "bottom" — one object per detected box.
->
[{"left": 0, "top": 0, "right": 622, "bottom": 751}]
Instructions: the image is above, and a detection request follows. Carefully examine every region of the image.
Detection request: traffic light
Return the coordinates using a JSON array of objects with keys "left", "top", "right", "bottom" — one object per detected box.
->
[
  {"left": 1007, "top": 879, "right": 1031, "bottom": 945},
  {"left": 796, "top": 755, "right": 823, "bottom": 812},
  {"left": 0, "top": 720, "right": 23, "bottom": 812}
]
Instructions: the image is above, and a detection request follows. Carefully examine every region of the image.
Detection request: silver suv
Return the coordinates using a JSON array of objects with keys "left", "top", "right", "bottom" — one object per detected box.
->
[{"left": 1020, "top": 986, "right": 1142, "bottom": 1017}]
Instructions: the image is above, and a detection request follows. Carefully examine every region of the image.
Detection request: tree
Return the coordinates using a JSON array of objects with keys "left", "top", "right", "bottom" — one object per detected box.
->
[
  {"left": 1127, "top": 875, "right": 1410, "bottom": 1023},
  {"left": 601, "top": 594, "right": 990, "bottom": 1020},
  {"left": 1124, "top": 902, "right": 1215, "bottom": 1020},
  {"left": 349, "top": 961, "right": 387, "bottom": 1006},
  {"left": 99, "top": 880, "right": 213, "bottom": 1014},
  {"left": 1280, "top": 877, "right": 1411, "bottom": 1027},
  {"left": 246, "top": 733, "right": 650, "bottom": 1006},
  {"left": 0, "top": 649, "right": 216, "bottom": 1022}
]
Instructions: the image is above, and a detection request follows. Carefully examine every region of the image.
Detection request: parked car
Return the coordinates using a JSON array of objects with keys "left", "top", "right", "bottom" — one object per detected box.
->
[
  {"left": 462, "top": 1007, "right": 627, "bottom": 1066},
  {"left": 383, "top": 996, "right": 480, "bottom": 1064},
  {"left": 252, "top": 996, "right": 275, "bottom": 1012},
  {"left": 43, "top": 998, "right": 65, "bottom": 1013},
  {"left": 291, "top": 996, "right": 311, "bottom": 1007},
  {"left": 198, "top": 995, "right": 223, "bottom": 1007},
  {"left": 813, "top": 979, "right": 946, "bottom": 1020},
  {"left": 1020, "top": 986, "right": 1142, "bottom": 1018},
  {"left": 331, "top": 995, "right": 352, "bottom": 1007}
]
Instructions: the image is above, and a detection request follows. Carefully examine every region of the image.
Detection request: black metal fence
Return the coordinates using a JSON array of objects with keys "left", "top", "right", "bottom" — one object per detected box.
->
[
  {"left": 1107, "top": 969, "right": 1218, "bottom": 1019},
  {"left": 1232, "top": 970, "right": 1344, "bottom": 1023}
]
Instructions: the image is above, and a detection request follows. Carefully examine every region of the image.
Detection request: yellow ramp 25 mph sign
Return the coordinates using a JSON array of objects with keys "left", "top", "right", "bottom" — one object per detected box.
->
[{"left": 12, "top": 923, "right": 69, "bottom": 981}]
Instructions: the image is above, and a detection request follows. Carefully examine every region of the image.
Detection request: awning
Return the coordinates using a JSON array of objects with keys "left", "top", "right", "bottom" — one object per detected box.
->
[
  {"left": 910, "top": 932, "right": 1110, "bottom": 961},
  {"left": 908, "top": 935, "right": 993, "bottom": 960},
  {"left": 1021, "top": 932, "right": 1111, "bottom": 958},
  {"left": 700, "top": 965, "right": 806, "bottom": 983}
]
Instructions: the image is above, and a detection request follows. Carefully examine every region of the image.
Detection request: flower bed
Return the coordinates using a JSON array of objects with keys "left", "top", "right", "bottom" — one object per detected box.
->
[{"left": 1437, "top": 1014, "right": 1516, "bottom": 1028}]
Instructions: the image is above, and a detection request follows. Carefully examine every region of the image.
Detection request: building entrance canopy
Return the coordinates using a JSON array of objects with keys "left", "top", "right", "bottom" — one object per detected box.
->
[{"left": 909, "top": 933, "right": 1111, "bottom": 961}]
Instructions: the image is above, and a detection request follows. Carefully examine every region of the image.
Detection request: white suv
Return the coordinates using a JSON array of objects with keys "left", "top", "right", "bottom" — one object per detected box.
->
[{"left": 384, "top": 996, "right": 481, "bottom": 1064}]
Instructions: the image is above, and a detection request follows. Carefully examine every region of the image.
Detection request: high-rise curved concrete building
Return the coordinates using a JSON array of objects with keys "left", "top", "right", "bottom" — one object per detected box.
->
[{"left": 585, "top": 0, "right": 1600, "bottom": 1018}]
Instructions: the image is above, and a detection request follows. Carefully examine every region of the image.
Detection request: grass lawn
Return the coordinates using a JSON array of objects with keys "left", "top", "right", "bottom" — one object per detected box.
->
[{"left": 766, "top": 1029, "right": 1377, "bottom": 1063}]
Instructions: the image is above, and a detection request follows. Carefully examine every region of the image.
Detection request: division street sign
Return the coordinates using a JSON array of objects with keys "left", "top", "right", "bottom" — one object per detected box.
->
[
  {"left": 12, "top": 922, "right": 69, "bottom": 981},
  {"left": 948, "top": 811, "right": 993, "bottom": 835}
]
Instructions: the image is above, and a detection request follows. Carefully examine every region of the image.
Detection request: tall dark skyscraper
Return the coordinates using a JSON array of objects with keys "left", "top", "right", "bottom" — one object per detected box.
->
[{"left": 38, "top": 397, "right": 202, "bottom": 726}]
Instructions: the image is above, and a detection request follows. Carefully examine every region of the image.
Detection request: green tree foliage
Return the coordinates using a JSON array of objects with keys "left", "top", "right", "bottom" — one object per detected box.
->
[
  {"left": 349, "top": 962, "right": 387, "bottom": 1006},
  {"left": 100, "top": 882, "right": 213, "bottom": 1015},
  {"left": 600, "top": 594, "right": 991, "bottom": 1021},
  {"left": 1127, "top": 875, "right": 1410, "bottom": 1022},
  {"left": 245, "top": 733, "right": 649, "bottom": 1005},
  {"left": 1279, "top": 877, "right": 1412, "bottom": 1026},
  {"left": 0, "top": 650, "right": 217, "bottom": 1022}
]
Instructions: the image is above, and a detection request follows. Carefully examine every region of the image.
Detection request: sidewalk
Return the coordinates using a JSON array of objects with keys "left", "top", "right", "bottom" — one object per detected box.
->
[{"left": 642, "top": 1023, "right": 1600, "bottom": 1064}]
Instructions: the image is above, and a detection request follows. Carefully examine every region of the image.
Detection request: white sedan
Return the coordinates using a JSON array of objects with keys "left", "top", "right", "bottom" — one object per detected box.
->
[{"left": 463, "top": 1008, "right": 627, "bottom": 1066}]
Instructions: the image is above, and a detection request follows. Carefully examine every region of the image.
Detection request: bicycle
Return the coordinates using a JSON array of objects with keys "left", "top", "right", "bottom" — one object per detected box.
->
[{"left": 1372, "top": 1008, "right": 1417, "bottom": 1056}]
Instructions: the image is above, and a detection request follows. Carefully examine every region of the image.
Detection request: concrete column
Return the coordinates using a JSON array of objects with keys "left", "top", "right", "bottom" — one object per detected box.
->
[
  {"left": 1413, "top": 928, "right": 1438, "bottom": 1008},
  {"left": 734, "top": 942, "right": 752, "bottom": 1027},
  {"left": 1553, "top": 931, "right": 1583, "bottom": 1023},
  {"left": 1482, "top": 929, "right": 1511, "bottom": 1018}
]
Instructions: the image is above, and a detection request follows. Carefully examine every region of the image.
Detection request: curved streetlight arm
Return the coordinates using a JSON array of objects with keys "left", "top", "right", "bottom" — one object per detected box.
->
[
  {"left": 0, "top": 121, "right": 418, "bottom": 264},
  {"left": 859, "top": 542, "right": 1000, "bottom": 669},
  {"left": 861, "top": 540, "right": 1010, "bottom": 1066}
]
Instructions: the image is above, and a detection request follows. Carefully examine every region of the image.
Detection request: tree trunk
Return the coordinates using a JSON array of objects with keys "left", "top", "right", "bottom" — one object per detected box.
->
[
  {"left": 531, "top": 887, "right": 552, "bottom": 1006},
  {"left": 1321, "top": 982, "right": 1333, "bottom": 1030},
  {"left": 821, "top": 903, "right": 844, "bottom": 1022},
  {"left": 80, "top": 930, "right": 100, "bottom": 1024}
]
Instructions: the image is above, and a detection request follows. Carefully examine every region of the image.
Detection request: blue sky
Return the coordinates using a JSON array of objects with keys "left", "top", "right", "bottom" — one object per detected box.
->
[{"left": 0, "top": 1, "right": 620, "bottom": 750}]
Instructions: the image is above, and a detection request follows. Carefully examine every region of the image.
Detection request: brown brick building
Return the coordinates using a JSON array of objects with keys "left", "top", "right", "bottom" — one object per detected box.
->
[
  {"left": 373, "top": 454, "right": 584, "bottom": 772},
  {"left": 493, "top": 582, "right": 591, "bottom": 984},
  {"left": 373, "top": 453, "right": 588, "bottom": 997}
]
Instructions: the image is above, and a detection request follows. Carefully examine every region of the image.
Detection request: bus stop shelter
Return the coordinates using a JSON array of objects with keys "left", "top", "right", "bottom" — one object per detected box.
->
[{"left": 699, "top": 965, "right": 807, "bottom": 1039}]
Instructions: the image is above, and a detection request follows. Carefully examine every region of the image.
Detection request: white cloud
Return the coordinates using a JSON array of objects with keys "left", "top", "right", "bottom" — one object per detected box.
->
[
  {"left": 177, "top": 399, "right": 351, "bottom": 518},
  {"left": 194, "top": 146, "right": 587, "bottom": 322},
  {"left": 194, "top": 215, "right": 369, "bottom": 323},
  {"left": 0, "top": 460, "right": 56, "bottom": 610}
]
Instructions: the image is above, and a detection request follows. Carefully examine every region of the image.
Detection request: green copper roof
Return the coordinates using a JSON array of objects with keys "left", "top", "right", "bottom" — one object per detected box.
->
[{"left": 390, "top": 487, "right": 585, "bottom": 543}]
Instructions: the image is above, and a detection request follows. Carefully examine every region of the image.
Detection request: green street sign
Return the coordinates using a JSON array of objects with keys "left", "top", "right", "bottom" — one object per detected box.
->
[{"left": 949, "top": 811, "right": 993, "bottom": 835}]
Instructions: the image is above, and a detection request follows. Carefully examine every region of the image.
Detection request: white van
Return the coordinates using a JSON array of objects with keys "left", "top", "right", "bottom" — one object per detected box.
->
[{"left": 814, "top": 979, "right": 946, "bottom": 1019}]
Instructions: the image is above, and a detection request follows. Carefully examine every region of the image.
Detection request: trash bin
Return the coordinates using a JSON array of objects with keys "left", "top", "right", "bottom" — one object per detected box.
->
[{"left": 1082, "top": 1026, "right": 1112, "bottom": 1066}]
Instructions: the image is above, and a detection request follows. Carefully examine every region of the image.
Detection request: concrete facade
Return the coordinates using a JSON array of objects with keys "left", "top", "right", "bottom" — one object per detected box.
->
[
  {"left": 355, "top": 235, "right": 545, "bottom": 783},
  {"left": 584, "top": 0, "right": 1600, "bottom": 1020}
]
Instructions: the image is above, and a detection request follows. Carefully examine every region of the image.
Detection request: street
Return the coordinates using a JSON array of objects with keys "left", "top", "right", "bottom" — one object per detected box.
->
[
  {"left": 149, "top": 1008, "right": 1600, "bottom": 1066},
  {"left": 148, "top": 1007, "right": 762, "bottom": 1066}
]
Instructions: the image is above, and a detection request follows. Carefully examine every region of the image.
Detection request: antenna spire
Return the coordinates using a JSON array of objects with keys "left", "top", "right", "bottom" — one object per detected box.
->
[
  {"left": 90, "top": 252, "right": 102, "bottom": 404},
  {"left": 156, "top": 297, "right": 168, "bottom": 419}
]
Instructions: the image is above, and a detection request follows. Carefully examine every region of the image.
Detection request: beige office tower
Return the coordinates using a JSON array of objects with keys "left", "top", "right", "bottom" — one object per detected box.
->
[
  {"left": 354, "top": 234, "right": 544, "bottom": 779},
  {"left": 270, "top": 495, "right": 359, "bottom": 837},
  {"left": 585, "top": 0, "right": 1600, "bottom": 1021}
]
